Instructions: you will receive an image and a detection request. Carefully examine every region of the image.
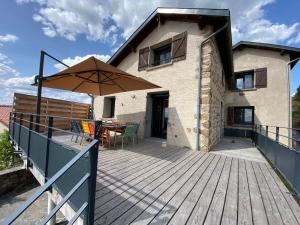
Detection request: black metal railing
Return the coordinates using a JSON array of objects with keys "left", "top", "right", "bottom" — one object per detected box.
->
[
  {"left": 3, "top": 112, "right": 101, "bottom": 225},
  {"left": 253, "top": 124, "right": 300, "bottom": 196}
]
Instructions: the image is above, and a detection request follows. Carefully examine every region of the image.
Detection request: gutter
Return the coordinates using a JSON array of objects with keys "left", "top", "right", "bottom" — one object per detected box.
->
[{"left": 196, "top": 23, "right": 229, "bottom": 151}]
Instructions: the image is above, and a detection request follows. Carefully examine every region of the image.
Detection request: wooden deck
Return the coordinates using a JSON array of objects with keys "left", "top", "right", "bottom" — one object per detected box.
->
[{"left": 94, "top": 139, "right": 300, "bottom": 225}]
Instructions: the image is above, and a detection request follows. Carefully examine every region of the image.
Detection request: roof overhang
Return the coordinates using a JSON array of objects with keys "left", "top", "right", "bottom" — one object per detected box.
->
[
  {"left": 233, "top": 41, "right": 300, "bottom": 68},
  {"left": 108, "top": 7, "right": 233, "bottom": 77}
]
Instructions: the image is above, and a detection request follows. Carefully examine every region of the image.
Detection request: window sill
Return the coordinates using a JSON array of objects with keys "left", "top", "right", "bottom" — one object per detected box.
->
[
  {"left": 231, "top": 88, "right": 257, "bottom": 92},
  {"left": 146, "top": 61, "right": 173, "bottom": 71}
]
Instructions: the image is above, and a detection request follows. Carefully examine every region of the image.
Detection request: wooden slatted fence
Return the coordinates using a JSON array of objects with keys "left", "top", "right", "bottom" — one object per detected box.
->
[{"left": 12, "top": 93, "right": 91, "bottom": 130}]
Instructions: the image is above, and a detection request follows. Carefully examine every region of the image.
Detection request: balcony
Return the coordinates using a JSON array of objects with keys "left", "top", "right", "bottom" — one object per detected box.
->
[{"left": 3, "top": 112, "right": 300, "bottom": 225}]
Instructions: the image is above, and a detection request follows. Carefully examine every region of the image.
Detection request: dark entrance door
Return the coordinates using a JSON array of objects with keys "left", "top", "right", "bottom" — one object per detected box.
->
[{"left": 151, "top": 93, "right": 169, "bottom": 139}]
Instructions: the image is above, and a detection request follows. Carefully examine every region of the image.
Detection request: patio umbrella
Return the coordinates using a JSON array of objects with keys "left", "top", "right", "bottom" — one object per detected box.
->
[{"left": 34, "top": 56, "right": 160, "bottom": 95}]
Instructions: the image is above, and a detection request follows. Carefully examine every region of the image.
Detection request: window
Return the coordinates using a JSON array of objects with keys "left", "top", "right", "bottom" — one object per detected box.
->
[
  {"left": 103, "top": 97, "right": 115, "bottom": 118},
  {"left": 151, "top": 43, "right": 172, "bottom": 66},
  {"left": 234, "top": 107, "right": 254, "bottom": 125},
  {"left": 234, "top": 71, "right": 254, "bottom": 90}
]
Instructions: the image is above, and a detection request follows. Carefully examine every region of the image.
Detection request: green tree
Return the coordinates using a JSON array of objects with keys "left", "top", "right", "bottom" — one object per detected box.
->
[
  {"left": 0, "top": 131, "right": 21, "bottom": 170},
  {"left": 293, "top": 86, "right": 300, "bottom": 128}
]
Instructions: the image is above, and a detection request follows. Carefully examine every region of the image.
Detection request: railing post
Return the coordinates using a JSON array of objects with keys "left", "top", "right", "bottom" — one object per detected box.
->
[
  {"left": 17, "top": 113, "right": 23, "bottom": 149},
  {"left": 276, "top": 127, "right": 279, "bottom": 143},
  {"left": 12, "top": 112, "right": 16, "bottom": 141},
  {"left": 8, "top": 112, "right": 12, "bottom": 136},
  {"left": 259, "top": 125, "right": 262, "bottom": 134},
  {"left": 45, "top": 116, "right": 53, "bottom": 180},
  {"left": 295, "top": 129, "right": 300, "bottom": 152},
  {"left": 266, "top": 126, "right": 268, "bottom": 137},
  {"left": 87, "top": 120, "right": 101, "bottom": 225},
  {"left": 26, "top": 114, "right": 34, "bottom": 169}
]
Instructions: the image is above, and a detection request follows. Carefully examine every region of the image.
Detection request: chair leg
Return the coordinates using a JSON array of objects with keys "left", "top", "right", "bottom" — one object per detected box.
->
[{"left": 122, "top": 136, "right": 124, "bottom": 150}]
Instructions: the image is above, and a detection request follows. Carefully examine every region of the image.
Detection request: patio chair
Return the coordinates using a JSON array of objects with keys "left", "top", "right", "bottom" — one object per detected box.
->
[
  {"left": 126, "top": 122, "right": 140, "bottom": 144},
  {"left": 115, "top": 125, "right": 136, "bottom": 149},
  {"left": 88, "top": 122, "right": 95, "bottom": 137},
  {"left": 70, "top": 120, "right": 82, "bottom": 143},
  {"left": 101, "top": 127, "right": 111, "bottom": 149},
  {"left": 81, "top": 121, "right": 92, "bottom": 145}
]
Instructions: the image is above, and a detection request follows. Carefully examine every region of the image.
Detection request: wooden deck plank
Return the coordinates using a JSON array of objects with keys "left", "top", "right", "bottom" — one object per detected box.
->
[
  {"left": 116, "top": 154, "right": 215, "bottom": 225},
  {"left": 99, "top": 147, "right": 176, "bottom": 170},
  {"left": 94, "top": 152, "right": 205, "bottom": 225},
  {"left": 245, "top": 160, "right": 268, "bottom": 225},
  {"left": 265, "top": 164, "right": 300, "bottom": 224},
  {"left": 95, "top": 149, "right": 191, "bottom": 197},
  {"left": 151, "top": 155, "right": 221, "bottom": 224},
  {"left": 186, "top": 156, "right": 227, "bottom": 225},
  {"left": 92, "top": 139, "right": 300, "bottom": 225},
  {"left": 97, "top": 151, "right": 202, "bottom": 224},
  {"left": 99, "top": 144, "right": 169, "bottom": 166},
  {"left": 203, "top": 157, "right": 232, "bottom": 225},
  {"left": 259, "top": 163, "right": 299, "bottom": 225},
  {"left": 95, "top": 150, "right": 197, "bottom": 207},
  {"left": 221, "top": 157, "right": 238, "bottom": 225},
  {"left": 252, "top": 162, "right": 283, "bottom": 225},
  {"left": 97, "top": 148, "right": 182, "bottom": 186},
  {"left": 237, "top": 159, "right": 253, "bottom": 225}
]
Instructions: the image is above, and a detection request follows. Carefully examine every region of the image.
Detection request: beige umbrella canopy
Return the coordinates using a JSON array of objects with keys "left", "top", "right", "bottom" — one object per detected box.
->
[{"left": 35, "top": 56, "right": 160, "bottom": 95}]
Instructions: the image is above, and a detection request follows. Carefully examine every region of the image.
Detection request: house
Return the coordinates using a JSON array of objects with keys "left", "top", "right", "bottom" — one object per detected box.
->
[
  {"left": 225, "top": 42, "right": 300, "bottom": 145},
  {"left": 0, "top": 105, "right": 11, "bottom": 133},
  {"left": 93, "top": 7, "right": 300, "bottom": 151}
]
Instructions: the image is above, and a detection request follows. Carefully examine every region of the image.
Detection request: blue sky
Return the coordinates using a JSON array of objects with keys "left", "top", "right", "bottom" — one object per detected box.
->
[{"left": 0, "top": 0, "right": 300, "bottom": 104}]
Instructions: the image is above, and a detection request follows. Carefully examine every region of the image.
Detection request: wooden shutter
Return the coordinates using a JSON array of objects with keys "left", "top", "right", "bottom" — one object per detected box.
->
[
  {"left": 255, "top": 67, "right": 267, "bottom": 88},
  {"left": 227, "top": 107, "right": 234, "bottom": 126},
  {"left": 138, "top": 47, "right": 150, "bottom": 71},
  {"left": 171, "top": 31, "right": 187, "bottom": 62}
]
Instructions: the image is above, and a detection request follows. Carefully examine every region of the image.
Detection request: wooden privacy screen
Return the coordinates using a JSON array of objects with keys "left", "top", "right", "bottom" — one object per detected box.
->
[{"left": 12, "top": 93, "right": 91, "bottom": 130}]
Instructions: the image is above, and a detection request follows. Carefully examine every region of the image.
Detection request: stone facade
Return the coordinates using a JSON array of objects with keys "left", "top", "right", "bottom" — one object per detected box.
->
[
  {"left": 200, "top": 39, "right": 225, "bottom": 151},
  {"left": 94, "top": 20, "right": 224, "bottom": 150}
]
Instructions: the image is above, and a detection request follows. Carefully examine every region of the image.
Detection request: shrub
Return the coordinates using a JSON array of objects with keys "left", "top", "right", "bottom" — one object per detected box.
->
[{"left": 0, "top": 131, "right": 22, "bottom": 170}]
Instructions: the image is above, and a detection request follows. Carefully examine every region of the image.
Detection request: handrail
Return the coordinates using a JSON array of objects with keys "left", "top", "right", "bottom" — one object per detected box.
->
[
  {"left": 4, "top": 112, "right": 101, "bottom": 225},
  {"left": 3, "top": 139, "right": 98, "bottom": 225},
  {"left": 254, "top": 124, "right": 300, "bottom": 151}
]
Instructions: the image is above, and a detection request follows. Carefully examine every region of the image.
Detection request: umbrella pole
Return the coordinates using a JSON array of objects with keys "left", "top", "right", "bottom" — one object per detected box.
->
[{"left": 35, "top": 50, "right": 45, "bottom": 132}]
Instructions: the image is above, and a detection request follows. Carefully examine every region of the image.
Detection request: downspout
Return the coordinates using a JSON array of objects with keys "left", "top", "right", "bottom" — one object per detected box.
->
[
  {"left": 286, "top": 56, "right": 300, "bottom": 148},
  {"left": 196, "top": 23, "right": 229, "bottom": 151}
]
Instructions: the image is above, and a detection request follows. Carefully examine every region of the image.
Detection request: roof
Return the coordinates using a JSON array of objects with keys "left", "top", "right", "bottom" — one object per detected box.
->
[
  {"left": 233, "top": 41, "right": 300, "bottom": 68},
  {"left": 0, "top": 105, "right": 12, "bottom": 127},
  {"left": 108, "top": 7, "right": 233, "bottom": 77}
]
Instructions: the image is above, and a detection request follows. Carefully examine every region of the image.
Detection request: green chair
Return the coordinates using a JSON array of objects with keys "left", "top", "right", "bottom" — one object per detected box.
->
[
  {"left": 126, "top": 122, "right": 140, "bottom": 143},
  {"left": 114, "top": 125, "right": 136, "bottom": 149}
]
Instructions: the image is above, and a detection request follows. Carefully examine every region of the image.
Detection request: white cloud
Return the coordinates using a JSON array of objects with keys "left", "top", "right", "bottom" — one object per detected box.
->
[
  {"left": 16, "top": 0, "right": 300, "bottom": 46},
  {"left": 0, "top": 74, "right": 91, "bottom": 105},
  {"left": 0, "top": 34, "right": 18, "bottom": 43},
  {"left": 288, "top": 31, "right": 300, "bottom": 45},
  {"left": 54, "top": 54, "right": 110, "bottom": 71},
  {"left": 0, "top": 53, "right": 19, "bottom": 77}
]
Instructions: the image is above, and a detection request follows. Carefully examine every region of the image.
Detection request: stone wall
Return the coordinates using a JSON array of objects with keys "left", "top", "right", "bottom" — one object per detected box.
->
[
  {"left": 0, "top": 166, "right": 36, "bottom": 196},
  {"left": 200, "top": 39, "right": 225, "bottom": 151}
]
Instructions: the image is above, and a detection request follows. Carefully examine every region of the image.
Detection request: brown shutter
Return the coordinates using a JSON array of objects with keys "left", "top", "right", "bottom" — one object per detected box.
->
[
  {"left": 171, "top": 31, "right": 187, "bottom": 62},
  {"left": 255, "top": 67, "right": 267, "bottom": 88},
  {"left": 138, "top": 47, "right": 150, "bottom": 71},
  {"left": 227, "top": 107, "right": 234, "bottom": 126}
]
